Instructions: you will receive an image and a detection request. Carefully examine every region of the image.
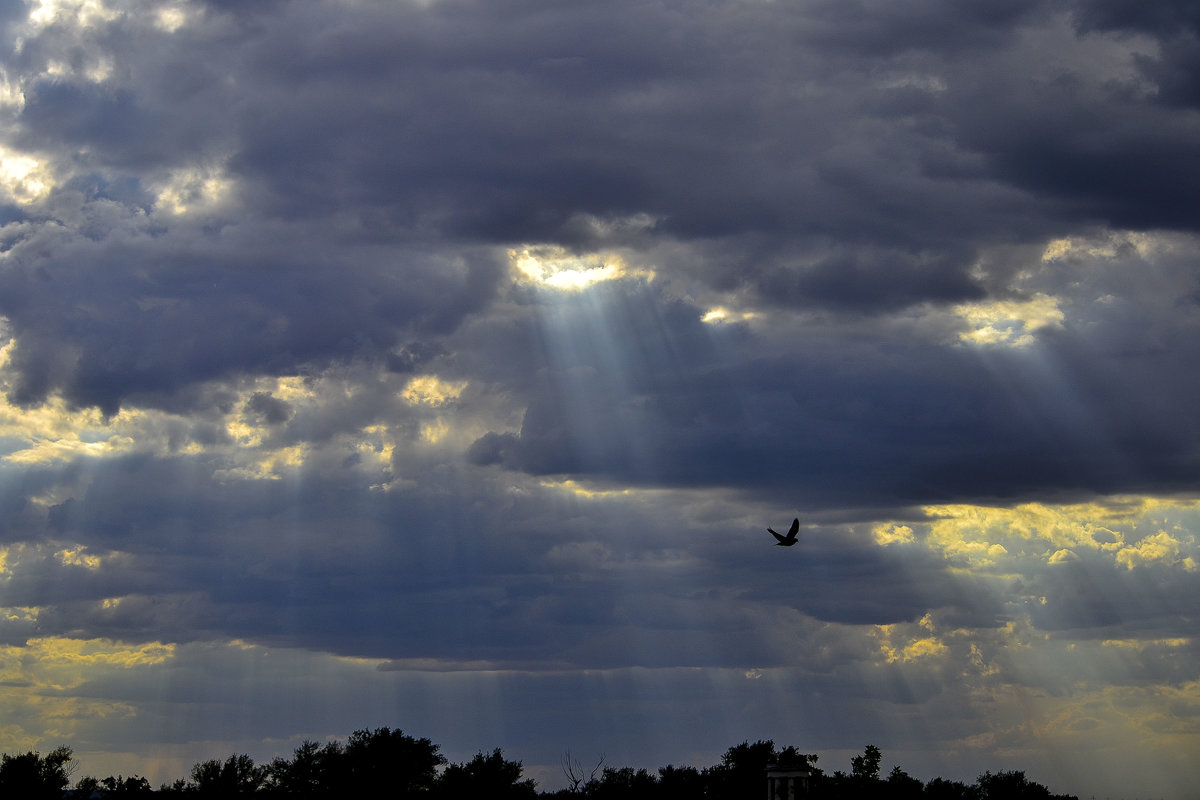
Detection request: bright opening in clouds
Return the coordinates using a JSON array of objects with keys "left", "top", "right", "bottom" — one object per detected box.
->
[
  {"left": 510, "top": 246, "right": 654, "bottom": 291},
  {"left": 0, "top": 0, "right": 1198, "bottom": 798}
]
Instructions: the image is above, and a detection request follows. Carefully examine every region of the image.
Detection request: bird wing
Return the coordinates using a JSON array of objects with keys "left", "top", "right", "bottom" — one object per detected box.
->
[
  {"left": 787, "top": 518, "right": 799, "bottom": 538},
  {"left": 768, "top": 528, "right": 788, "bottom": 544}
]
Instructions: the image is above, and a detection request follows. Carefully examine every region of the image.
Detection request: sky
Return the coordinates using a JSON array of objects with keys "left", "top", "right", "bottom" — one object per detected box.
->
[{"left": 0, "top": 0, "right": 1198, "bottom": 797}]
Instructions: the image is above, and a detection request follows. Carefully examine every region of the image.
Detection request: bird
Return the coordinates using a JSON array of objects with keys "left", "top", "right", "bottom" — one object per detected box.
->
[{"left": 768, "top": 518, "right": 800, "bottom": 546}]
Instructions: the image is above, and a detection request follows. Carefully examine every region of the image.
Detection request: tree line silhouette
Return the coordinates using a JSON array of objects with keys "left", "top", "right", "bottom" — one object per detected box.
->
[{"left": 1, "top": 729, "right": 1079, "bottom": 798}]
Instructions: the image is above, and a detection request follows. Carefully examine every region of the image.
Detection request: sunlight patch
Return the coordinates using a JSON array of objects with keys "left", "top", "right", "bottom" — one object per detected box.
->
[
  {"left": 875, "top": 617, "right": 949, "bottom": 663},
  {"left": 55, "top": 547, "right": 101, "bottom": 570},
  {"left": 918, "top": 499, "right": 1200, "bottom": 572},
  {"left": 43, "top": 54, "right": 114, "bottom": 83},
  {"left": 419, "top": 418, "right": 451, "bottom": 443},
  {"left": 1041, "top": 231, "right": 1160, "bottom": 262},
  {"left": 401, "top": 375, "right": 467, "bottom": 406},
  {"left": 701, "top": 306, "right": 759, "bottom": 324},
  {"left": 0, "top": 636, "right": 172, "bottom": 743},
  {"left": 872, "top": 523, "right": 914, "bottom": 546},
  {"left": 0, "top": 384, "right": 145, "bottom": 464},
  {"left": 4, "top": 434, "right": 137, "bottom": 464},
  {"left": 509, "top": 246, "right": 654, "bottom": 291},
  {"left": 223, "top": 377, "right": 311, "bottom": 446},
  {"left": 537, "top": 478, "right": 641, "bottom": 499},
  {"left": 0, "top": 69, "right": 23, "bottom": 111},
  {"left": 924, "top": 508, "right": 1011, "bottom": 566},
  {"left": 1048, "top": 548, "right": 1079, "bottom": 564},
  {"left": 0, "top": 368, "right": 150, "bottom": 464},
  {"left": 1115, "top": 531, "right": 1192, "bottom": 571},
  {"left": 213, "top": 444, "right": 309, "bottom": 481},
  {"left": 154, "top": 162, "right": 236, "bottom": 215},
  {"left": 954, "top": 293, "right": 1063, "bottom": 347},
  {"left": 153, "top": 4, "right": 194, "bottom": 32},
  {"left": 0, "top": 605, "right": 37, "bottom": 622},
  {"left": 1100, "top": 637, "right": 1190, "bottom": 651},
  {"left": 0, "top": 145, "right": 54, "bottom": 203},
  {"left": 28, "top": 0, "right": 120, "bottom": 29},
  {"left": 355, "top": 425, "right": 395, "bottom": 467},
  {"left": 0, "top": 637, "right": 174, "bottom": 687}
]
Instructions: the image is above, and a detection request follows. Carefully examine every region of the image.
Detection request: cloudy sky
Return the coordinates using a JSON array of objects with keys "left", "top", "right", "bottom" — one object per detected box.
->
[{"left": 0, "top": 0, "right": 1198, "bottom": 796}]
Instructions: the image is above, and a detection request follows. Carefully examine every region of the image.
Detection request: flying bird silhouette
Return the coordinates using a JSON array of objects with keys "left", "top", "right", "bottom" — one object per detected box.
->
[{"left": 768, "top": 518, "right": 800, "bottom": 546}]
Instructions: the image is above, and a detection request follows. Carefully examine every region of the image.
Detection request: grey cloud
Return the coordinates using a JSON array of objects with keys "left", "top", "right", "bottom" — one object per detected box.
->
[
  {"left": 1028, "top": 556, "right": 1200, "bottom": 639},
  {"left": 244, "top": 391, "right": 292, "bottom": 425},
  {"left": 19, "top": 82, "right": 162, "bottom": 165},
  {"left": 0, "top": 221, "right": 503, "bottom": 414},
  {"left": 1072, "top": 0, "right": 1200, "bottom": 38},
  {"left": 1, "top": 3, "right": 1199, "bottom": 795},
  {"left": 465, "top": 270, "right": 1200, "bottom": 507},
  {"left": 1, "top": 445, "right": 992, "bottom": 668},
  {"left": 1069, "top": 0, "right": 1200, "bottom": 108},
  {"left": 4, "top": 0, "right": 1200, "bottom": 418}
]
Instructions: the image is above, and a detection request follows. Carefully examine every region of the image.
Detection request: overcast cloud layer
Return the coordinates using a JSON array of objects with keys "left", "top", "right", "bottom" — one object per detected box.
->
[{"left": 0, "top": 1, "right": 1199, "bottom": 797}]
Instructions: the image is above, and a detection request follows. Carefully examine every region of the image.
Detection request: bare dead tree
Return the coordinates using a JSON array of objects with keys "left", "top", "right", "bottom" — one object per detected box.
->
[{"left": 561, "top": 749, "right": 604, "bottom": 792}]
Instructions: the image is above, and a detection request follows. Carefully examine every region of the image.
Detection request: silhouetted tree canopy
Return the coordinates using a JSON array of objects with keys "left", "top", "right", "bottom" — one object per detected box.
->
[
  {"left": 73, "top": 773, "right": 153, "bottom": 795},
  {"left": 656, "top": 764, "right": 705, "bottom": 800},
  {"left": 264, "top": 739, "right": 346, "bottom": 795},
  {"left": 344, "top": 726, "right": 445, "bottom": 797},
  {"left": 852, "top": 744, "right": 883, "bottom": 781},
  {"left": 26, "top": 729, "right": 1079, "bottom": 799},
  {"left": 435, "top": 748, "right": 537, "bottom": 800},
  {"left": 588, "top": 766, "right": 659, "bottom": 800},
  {"left": 925, "top": 776, "right": 983, "bottom": 800},
  {"left": 191, "top": 753, "right": 266, "bottom": 795},
  {"left": 707, "top": 739, "right": 783, "bottom": 800},
  {"left": 977, "top": 770, "right": 1067, "bottom": 800},
  {"left": 0, "top": 746, "right": 74, "bottom": 799}
]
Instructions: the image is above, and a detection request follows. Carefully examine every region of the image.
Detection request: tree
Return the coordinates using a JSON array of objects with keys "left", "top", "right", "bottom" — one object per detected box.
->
[
  {"left": 775, "top": 745, "right": 820, "bottom": 774},
  {"left": 705, "top": 739, "right": 778, "bottom": 800},
  {"left": 159, "top": 777, "right": 190, "bottom": 794},
  {"left": 849, "top": 743, "right": 882, "bottom": 781},
  {"left": 656, "top": 764, "right": 705, "bottom": 800},
  {"left": 435, "top": 748, "right": 537, "bottom": 800},
  {"left": 265, "top": 739, "right": 345, "bottom": 795},
  {"left": 75, "top": 774, "right": 102, "bottom": 796},
  {"left": 886, "top": 765, "right": 924, "bottom": 799},
  {"left": 560, "top": 749, "right": 604, "bottom": 793},
  {"left": 0, "top": 746, "right": 75, "bottom": 799},
  {"left": 976, "top": 770, "right": 1055, "bottom": 800},
  {"left": 100, "top": 774, "right": 153, "bottom": 795},
  {"left": 343, "top": 726, "right": 445, "bottom": 797},
  {"left": 190, "top": 753, "right": 265, "bottom": 794},
  {"left": 926, "top": 777, "right": 983, "bottom": 800}
]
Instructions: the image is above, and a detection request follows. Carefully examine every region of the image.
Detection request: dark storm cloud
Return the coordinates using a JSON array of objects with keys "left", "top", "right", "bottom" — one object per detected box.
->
[
  {"left": 465, "top": 265, "right": 1200, "bottom": 507},
  {"left": 3, "top": 0, "right": 1199, "bottom": 416},
  {"left": 0, "top": 222, "right": 502, "bottom": 413},
  {"left": 1028, "top": 556, "right": 1200, "bottom": 639},
  {"left": 0, "top": 0, "right": 1193, "bottom": 655},
  {"left": 0, "top": 441, "right": 993, "bottom": 669},
  {"left": 1, "top": 4, "right": 1199, "bottom": 794},
  {"left": 244, "top": 391, "right": 292, "bottom": 425}
]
